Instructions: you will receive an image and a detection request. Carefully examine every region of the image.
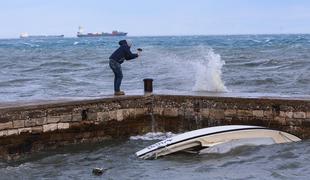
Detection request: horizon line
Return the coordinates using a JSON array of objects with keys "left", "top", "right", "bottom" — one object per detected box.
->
[{"left": 1, "top": 32, "right": 310, "bottom": 40}]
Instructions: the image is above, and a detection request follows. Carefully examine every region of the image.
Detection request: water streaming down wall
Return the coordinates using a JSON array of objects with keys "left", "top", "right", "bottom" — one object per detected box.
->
[{"left": 150, "top": 112, "right": 157, "bottom": 133}]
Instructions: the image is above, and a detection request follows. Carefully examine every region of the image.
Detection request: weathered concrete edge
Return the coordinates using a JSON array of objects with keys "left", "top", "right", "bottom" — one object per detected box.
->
[
  {"left": 1, "top": 94, "right": 309, "bottom": 111},
  {"left": 0, "top": 95, "right": 144, "bottom": 110}
]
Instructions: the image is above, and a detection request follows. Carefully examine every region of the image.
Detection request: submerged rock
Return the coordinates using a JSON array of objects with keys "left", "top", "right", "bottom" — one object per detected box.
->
[{"left": 92, "top": 168, "right": 104, "bottom": 176}]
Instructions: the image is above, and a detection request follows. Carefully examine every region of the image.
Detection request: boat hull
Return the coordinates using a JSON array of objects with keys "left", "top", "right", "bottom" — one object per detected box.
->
[
  {"left": 77, "top": 33, "right": 127, "bottom": 38},
  {"left": 20, "top": 35, "right": 64, "bottom": 39},
  {"left": 135, "top": 125, "right": 301, "bottom": 159}
]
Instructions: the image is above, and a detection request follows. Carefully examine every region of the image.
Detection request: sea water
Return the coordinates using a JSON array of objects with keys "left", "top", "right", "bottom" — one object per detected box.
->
[
  {"left": 0, "top": 136, "right": 309, "bottom": 179},
  {"left": 0, "top": 35, "right": 309, "bottom": 103},
  {"left": 0, "top": 35, "right": 310, "bottom": 179}
]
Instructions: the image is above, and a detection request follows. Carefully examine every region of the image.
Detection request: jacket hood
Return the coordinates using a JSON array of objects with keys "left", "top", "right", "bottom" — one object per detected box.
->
[
  {"left": 119, "top": 40, "right": 128, "bottom": 46},
  {"left": 118, "top": 40, "right": 132, "bottom": 47}
]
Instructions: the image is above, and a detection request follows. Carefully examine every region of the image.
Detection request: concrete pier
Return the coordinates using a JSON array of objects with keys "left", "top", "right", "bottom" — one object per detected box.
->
[{"left": 0, "top": 94, "right": 309, "bottom": 159}]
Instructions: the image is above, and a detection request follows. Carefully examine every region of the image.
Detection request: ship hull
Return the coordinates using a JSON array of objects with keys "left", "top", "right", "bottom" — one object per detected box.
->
[
  {"left": 77, "top": 33, "right": 127, "bottom": 38},
  {"left": 20, "top": 35, "right": 64, "bottom": 39},
  {"left": 77, "top": 34, "right": 103, "bottom": 38}
]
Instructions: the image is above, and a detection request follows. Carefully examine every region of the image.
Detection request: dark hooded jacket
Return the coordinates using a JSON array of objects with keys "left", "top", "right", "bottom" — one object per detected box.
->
[{"left": 109, "top": 40, "right": 138, "bottom": 64}]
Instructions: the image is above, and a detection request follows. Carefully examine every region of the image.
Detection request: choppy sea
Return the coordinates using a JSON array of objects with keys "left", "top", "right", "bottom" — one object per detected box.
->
[
  {"left": 0, "top": 35, "right": 309, "bottom": 102},
  {"left": 0, "top": 35, "right": 309, "bottom": 179}
]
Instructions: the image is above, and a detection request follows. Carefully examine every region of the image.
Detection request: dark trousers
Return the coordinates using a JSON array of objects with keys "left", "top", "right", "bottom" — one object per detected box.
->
[{"left": 109, "top": 59, "right": 123, "bottom": 92}]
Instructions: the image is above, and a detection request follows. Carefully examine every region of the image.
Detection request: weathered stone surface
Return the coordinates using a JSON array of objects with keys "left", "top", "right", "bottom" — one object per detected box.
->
[
  {"left": 0, "top": 94, "right": 309, "bottom": 160},
  {"left": 31, "top": 126, "right": 43, "bottom": 134},
  {"left": 280, "top": 111, "right": 293, "bottom": 118},
  {"left": 0, "top": 121, "right": 13, "bottom": 130},
  {"left": 163, "top": 108, "right": 178, "bottom": 117},
  {"left": 97, "top": 112, "right": 109, "bottom": 122},
  {"left": 201, "top": 109, "right": 210, "bottom": 118},
  {"left": 116, "top": 110, "right": 123, "bottom": 121},
  {"left": 57, "top": 123, "right": 70, "bottom": 130},
  {"left": 43, "top": 124, "right": 58, "bottom": 132},
  {"left": 72, "top": 113, "right": 82, "bottom": 122},
  {"left": 0, "top": 130, "right": 8, "bottom": 137},
  {"left": 87, "top": 112, "right": 97, "bottom": 121},
  {"left": 263, "top": 110, "right": 273, "bottom": 118},
  {"left": 35, "top": 117, "right": 47, "bottom": 125},
  {"left": 287, "top": 118, "right": 302, "bottom": 126},
  {"left": 184, "top": 108, "right": 195, "bottom": 118},
  {"left": 122, "top": 109, "right": 135, "bottom": 119},
  {"left": 24, "top": 119, "right": 37, "bottom": 127},
  {"left": 307, "top": 112, "right": 310, "bottom": 118},
  {"left": 60, "top": 114, "right": 72, "bottom": 122},
  {"left": 286, "top": 111, "right": 293, "bottom": 118},
  {"left": 18, "top": 128, "right": 32, "bottom": 134},
  {"left": 153, "top": 107, "right": 164, "bottom": 115},
  {"left": 135, "top": 108, "right": 146, "bottom": 116},
  {"left": 13, "top": 120, "right": 25, "bottom": 128},
  {"left": 209, "top": 109, "right": 225, "bottom": 120},
  {"left": 224, "top": 116, "right": 233, "bottom": 121},
  {"left": 108, "top": 111, "right": 117, "bottom": 121},
  {"left": 237, "top": 110, "right": 253, "bottom": 117},
  {"left": 7, "top": 129, "right": 18, "bottom": 136},
  {"left": 274, "top": 116, "right": 286, "bottom": 125},
  {"left": 293, "top": 112, "right": 306, "bottom": 119},
  {"left": 0, "top": 116, "right": 9, "bottom": 123},
  {"left": 48, "top": 107, "right": 72, "bottom": 116},
  {"left": 301, "top": 119, "right": 310, "bottom": 126},
  {"left": 69, "top": 122, "right": 81, "bottom": 129},
  {"left": 25, "top": 110, "right": 46, "bottom": 119},
  {"left": 47, "top": 116, "right": 60, "bottom": 123},
  {"left": 253, "top": 110, "right": 264, "bottom": 117},
  {"left": 224, "top": 109, "right": 236, "bottom": 116}
]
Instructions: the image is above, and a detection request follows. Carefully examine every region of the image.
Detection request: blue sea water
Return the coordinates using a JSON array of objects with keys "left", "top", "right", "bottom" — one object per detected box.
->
[{"left": 0, "top": 34, "right": 310, "bottom": 103}]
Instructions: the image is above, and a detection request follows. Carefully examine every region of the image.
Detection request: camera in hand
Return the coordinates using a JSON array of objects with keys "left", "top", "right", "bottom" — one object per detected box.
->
[{"left": 137, "top": 48, "right": 143, "bottom": 52}]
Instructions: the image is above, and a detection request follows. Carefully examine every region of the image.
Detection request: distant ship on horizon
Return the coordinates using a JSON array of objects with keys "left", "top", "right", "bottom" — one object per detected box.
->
[
  {"left": 76, "top": 26, "right": 127, "bottom": 37},
  {"left": 20, "top": 32, "right": 64, "bottom": 39}
]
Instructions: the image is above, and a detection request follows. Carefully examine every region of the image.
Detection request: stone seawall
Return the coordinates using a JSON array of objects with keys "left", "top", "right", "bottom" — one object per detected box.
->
[{"left": 0, "top": 95, "right": 309, "bottom": 159}]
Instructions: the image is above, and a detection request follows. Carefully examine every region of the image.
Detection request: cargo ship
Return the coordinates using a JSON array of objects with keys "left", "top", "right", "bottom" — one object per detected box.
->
[
  {"left": 20, "top": 32, "right": 64, "bottom": 39},
  {"left": 77, "top": 26, "right": 127, "bottom": 37}
]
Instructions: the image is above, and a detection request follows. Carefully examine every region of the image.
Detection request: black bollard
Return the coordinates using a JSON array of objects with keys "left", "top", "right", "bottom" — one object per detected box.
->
[{"left": 143, "top": 78, "right": 153, "bottom": 93}]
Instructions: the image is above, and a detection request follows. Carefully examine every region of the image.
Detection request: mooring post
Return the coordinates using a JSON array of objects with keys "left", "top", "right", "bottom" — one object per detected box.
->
[{"left": 143, "top": 78, "right": 153, "bottom": 94}]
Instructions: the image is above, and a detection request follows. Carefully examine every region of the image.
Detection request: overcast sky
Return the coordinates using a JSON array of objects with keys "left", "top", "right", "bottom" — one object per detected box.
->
[{"left": 1, "top": 0, "right": 310, "bottom": 38}]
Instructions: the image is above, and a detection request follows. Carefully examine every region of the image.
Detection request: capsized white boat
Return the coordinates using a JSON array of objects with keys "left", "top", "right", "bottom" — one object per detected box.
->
[{"left": 135, "top": 125, "right": 301, "bottom": 159}]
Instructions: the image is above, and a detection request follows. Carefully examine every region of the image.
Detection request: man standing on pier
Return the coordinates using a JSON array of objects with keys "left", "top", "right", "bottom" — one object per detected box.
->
[{"left": 109, "top": 40, "right": 141, "bottom": 96}]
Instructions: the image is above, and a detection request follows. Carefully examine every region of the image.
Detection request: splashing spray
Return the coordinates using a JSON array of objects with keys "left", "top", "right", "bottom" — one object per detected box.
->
[
  {"left": 192, "top": 48, "right": 227, "bottom": 92},
  {"left": 137, "top": 48, "right": 143, "bottom": 66}
]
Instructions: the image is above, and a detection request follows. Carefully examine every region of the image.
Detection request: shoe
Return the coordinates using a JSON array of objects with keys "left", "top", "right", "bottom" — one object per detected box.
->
[{"left": 114, "top": 91, "right": 125, "bottom": 96}]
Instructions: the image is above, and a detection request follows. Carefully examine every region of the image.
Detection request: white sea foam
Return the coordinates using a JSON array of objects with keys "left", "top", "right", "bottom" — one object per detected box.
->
[
  {"left": 252, "top": 39, "right": 261, "bottom": 43},
  {"left": 22, "top": 42, "right": 40, "bottom": 47},
  {"left": 191, "top": 48, "right": 228, "bottom": 92},
  {"left": 137, "top": 46, "right": 227, "bottom": 93},
  {"left": 130, "top": 132, "right": 176, "bottom": 141}
]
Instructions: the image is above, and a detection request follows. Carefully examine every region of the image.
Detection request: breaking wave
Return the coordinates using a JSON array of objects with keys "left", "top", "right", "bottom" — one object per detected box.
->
[{"left": 191, "top": 47, "right": 227, "bottom": 92}]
